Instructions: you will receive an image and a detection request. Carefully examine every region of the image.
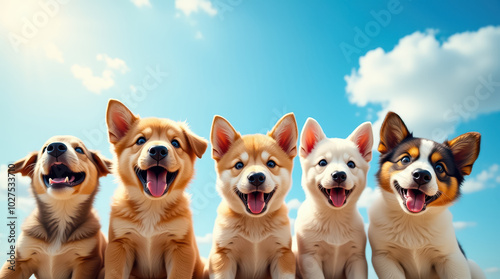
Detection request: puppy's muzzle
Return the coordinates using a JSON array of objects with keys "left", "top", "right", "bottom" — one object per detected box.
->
[
  {"left": 47, "top": 142, "right": 67, "bottom": 158},
  {"left": 248, "top": 172, "right": 266, "bottom": 187},
  {"left": 148, "top": 145, "right": 168, "bottom": 162}
]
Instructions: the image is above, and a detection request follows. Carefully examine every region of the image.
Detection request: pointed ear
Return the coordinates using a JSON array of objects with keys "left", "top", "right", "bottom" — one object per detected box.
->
[
  {"left": 13, "top": 151, "right": 38, "bottom": 177},
  {"left": 348, "top": 122, "right": 374, "bottom": 162},
  {"left": 269, "top": 113, "right": 298, "bottom": 158},
  {"left": 210, "top": 116, "right": 240, "bottom": 160},
  {"left": 182, "top": 125, "right": 208, "bottom": 159},
  {"left": 106, "top": 99, "right": 138, "bottom": 144},
  {"left": 445, "top": 132, "right": 481, "bottom": 176},
  {"left": 90, "top": 151, "right": 113, "bottom": 177},
  {"left": 299, "top": 118, "right": 326, "bottom": 158},
  {"left": 378, "top": 112, "right": 411, "bottom": 154}
]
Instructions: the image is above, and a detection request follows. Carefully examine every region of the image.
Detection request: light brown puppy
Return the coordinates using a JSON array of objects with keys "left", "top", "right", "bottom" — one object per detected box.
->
[
  {"left": 104, "top": 99, "right": 208, "bottom": 279},
  {"left": 0, "top": 136, "right": 111, "bottom": 279},
  {"left": 207, "top": 114, "right": 298, "bottom": 279}
]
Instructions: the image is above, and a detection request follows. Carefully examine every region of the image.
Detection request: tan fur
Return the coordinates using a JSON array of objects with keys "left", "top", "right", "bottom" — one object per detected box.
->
[
  {"left": 0, "top": 136, "right": 111, "bottom": 279},
  {"left": 104, "top": 99, "right": 207, "bottom": 279},
  {"left": 207, "top": 114, "right": 297, "bottom": 279}
]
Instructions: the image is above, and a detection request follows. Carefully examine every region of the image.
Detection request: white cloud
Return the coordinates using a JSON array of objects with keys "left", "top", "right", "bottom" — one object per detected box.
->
[
  {"left": 462, "top": 164, "right": 499, "bottom": 193},
  {"left": 286, "top": 198, "right": 302, "bottom": 210},
  {"left": 196, "top": 233, "right": 212, "bottom": 244},
  {"left": 357, "top": 187, "right": 381, "bottom": 208},
  {"left": 195, "top": 31, "right": 203, "bottom": 40},
  {"left": 43, "top": 42, "right": 64, "bottom": 63},
  {"left": 175, "top": 0, "right": 217, "bottom": 16},
  {"left": 452, "top": 221, "right": 476, "bottom": 230},
  {"left": 97, "top": 54, "right": 129, "bottom": 74},
  {"left": 485, "top": 267, "right": 499, "bottom": 273},
  {"left": 72, "top": 54, "right": 129, "bottom": 94},
  {"left": 131, "top": 0, "right": 151, "bottom": 8},
  {"left": 345, "top": 26, "right": 500, "bottom": 144},
  {"left": 71, "top": 65, "right": 114, "bottom": 94}
]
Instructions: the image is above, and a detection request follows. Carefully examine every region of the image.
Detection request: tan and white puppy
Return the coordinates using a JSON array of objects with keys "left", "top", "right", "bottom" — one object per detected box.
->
[
  {"left": 104, "top": 100, "right": 207, "bottom": 279},
  {"left": 368, "top": 112, "right": 486, "bottom": 279},
  {"left": 0, "top": 136, "right": 111, "bottom": 279},
  {"left": 294, "top": 119, "right": 373, "bottom": 279},
  {"left": 207, "top": 114, "right": 298, "bottom": 279}
]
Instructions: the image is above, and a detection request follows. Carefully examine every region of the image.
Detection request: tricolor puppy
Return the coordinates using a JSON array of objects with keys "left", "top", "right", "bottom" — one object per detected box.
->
[
  {"left": 368, "top": 112, "right": 485, "bottom": 279},
  {"left": 207, "top": 114, "right": 298, "bottom": 279},
  {"left": 0, "top": 136, "right": 111, "bottom": 279},
  {"left": 295, "top": 119, "right": 373, "bottom": 279},
  {"left": 104, "top": 100, "right": 207, "bottom": 279}
]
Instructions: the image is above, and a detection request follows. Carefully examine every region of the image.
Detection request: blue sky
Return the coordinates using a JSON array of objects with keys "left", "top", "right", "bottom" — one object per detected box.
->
[{"left": 1, "top": 0, "right": 500, "bottom": 278}]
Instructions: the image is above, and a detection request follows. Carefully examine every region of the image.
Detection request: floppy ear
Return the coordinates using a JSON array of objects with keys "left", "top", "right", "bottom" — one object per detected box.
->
[
  {"left": 211, "top": 116, "right": 240, "bottom": 160},
  {"left": 13, "top": 151, "right": 38, "bottom": 177},
  {"left": 299, "top": 118, "right": 326, "bottom": 158},
  {"left": 106, "top": 99, "right": 138, "bottom": 144},
  {"left": 90, "top": 151, "right": 113, "bottom": 177},
  {"left": 348, "top": 122, "right": 374, "bottom": 162},
  {"left": 378, "top": 111, "right": 411, "bottom": 154},
  {"left": 182, "top": 125, "right": 208, "bottom": 159},
  {"left": 445, "top": 132, "right": 481, "bottom": 176},
  {"left": 269, "top": 113, "right": 298, "bottom": 158}
]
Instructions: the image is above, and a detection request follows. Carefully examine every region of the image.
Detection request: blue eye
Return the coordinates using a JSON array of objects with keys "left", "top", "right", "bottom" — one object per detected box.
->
[
  {"left": 318, "top": 159, "right": 327, "bottom": 167},
  {"left": 401, "top": 156, "right": 411, "bottom": 164},
  {"left": 235, "top": 162, "right": 244, "bottom": 170},
  {"left": 435, "top": 163, "right": 444, "bottom": 173},
  {"left": 347, "top": 161, "right": 355, "bottom": 168},
  {"left": 171, "top": 140, "right": 180, "bottom": 148},
  {"left": 267, "top": 160, "right": 276, "bottom": 168},
  {"left": 75, "top": 147, "right": 84, "bottom": 154},
  {"left": 136, "top": 137, "right": 146, "bottom": 145}
]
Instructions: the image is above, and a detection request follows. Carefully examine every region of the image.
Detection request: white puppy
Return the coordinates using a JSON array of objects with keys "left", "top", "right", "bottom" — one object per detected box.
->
[{"left": 294, "top": 118, "right": 373, "bottom": 279}]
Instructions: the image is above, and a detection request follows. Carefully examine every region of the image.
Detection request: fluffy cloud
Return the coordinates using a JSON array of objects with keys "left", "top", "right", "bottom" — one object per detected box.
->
[
  {"left": 72, "top": 54, "right": 129, "bottom": 94},
  {"left": 485, "top": 267, "right": 499, "bottom": 273},
  {"left": 357, "top": 187, "right": 381, "bottom": 208},
  {"left": 71, "top": 65, "right": 114, "bottom": 94},
  {"left": 196, "top": 233, "right": 212, "bottom": 244},
  {"left": 131, "top": 0, "right": 151, "bottom": 8},
  {"left": 345, "top": 26, "right": 500, "bottom": 143},
  {"left": 286, "top": 198, "right": 302, "bottom": 210},
  {"left": 175, "top": 0, "right": 217, "bottom": 16},
  {"left": 97, "top": 54, "right": 129, "bottom": 73},
  {"left": 43, "top": 42, "right": 64, "bottom": 63},
  {"left": 452, "top": 221, "right": 476, "bottom": 230},
  {"left": 462, "top": 164, "right": 499, "bottom": 193}
]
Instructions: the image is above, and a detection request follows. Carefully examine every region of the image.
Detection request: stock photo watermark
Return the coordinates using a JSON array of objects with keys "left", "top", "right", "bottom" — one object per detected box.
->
[
  {"left": 339, "top": 0, "right": 404, "bottom": 63},
  {"left": 214, "top": 0, "right": 244, "bottom": 20},
  {"left": 8, "top": 0, "right": 70, "bottom": 53},
  {"left": 82, "top": 65, "right": 168, "bottom": 147}
]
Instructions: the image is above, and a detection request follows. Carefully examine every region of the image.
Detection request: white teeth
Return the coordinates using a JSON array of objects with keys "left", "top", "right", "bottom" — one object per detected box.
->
[
  {"left": 65, "top": 177, "right": 69, "bottom": 183},
  {"left": 49, "top": 178, "right": 53, "bottom": 184}
]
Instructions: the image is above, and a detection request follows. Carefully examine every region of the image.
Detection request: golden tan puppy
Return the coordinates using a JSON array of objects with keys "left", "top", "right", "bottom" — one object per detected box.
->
[
  {"left": 104, "top": 99, "right": 207, "bottom": 279},
  {"left": 207, "top": 114, "right": 298, "bottom": 279},
  {"left": 0, "top": 136, "right": 111, "bottom": 279}
]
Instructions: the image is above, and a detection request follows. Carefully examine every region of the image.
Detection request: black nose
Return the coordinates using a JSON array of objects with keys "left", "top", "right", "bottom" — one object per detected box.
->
[
  {"left": 248, "top": 172, "right": 266, "bottom": 187},
  {"left": 46, "top": 142, "right": 67, "bottom": 157},
  {"left": 148, "top": 146, "right": 168, "bottom": 161},
  {"left": 412, "top": 169, "right": 432, "bottom": 185},
  {"left": 332, "top": 171, "right": 347, "bottom": 184}
]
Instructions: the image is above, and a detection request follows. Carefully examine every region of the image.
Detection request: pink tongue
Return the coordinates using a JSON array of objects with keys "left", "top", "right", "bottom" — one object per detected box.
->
[
  {"left": 247, "top": 192, "right": 265, "bottom": 214},
  {"left": 329, "top": 188, "right": 346, "bottom": 207},
  {"left": 406, "top": 189, "right": 425, "bottom": 213},
  {"left": 146, "top": 169, "right": 168, "bottom": 197}
]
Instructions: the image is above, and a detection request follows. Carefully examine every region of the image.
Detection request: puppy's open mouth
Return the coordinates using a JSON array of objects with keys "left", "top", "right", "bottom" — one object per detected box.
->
[
  {"left": 236, "top": 188, "right": 276, "bottom": 215},
  {"left": 136, "top": 166, "right": 178, "bottom": 198},
  {"left": 43, "top": 164, "right": 85, "bottom": 189},
  {"left": 318, "top": 185, "right": 353, "bottom": 208},
  {"left": 394, "top": 182, "right": 440, "bottom": 213}
]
